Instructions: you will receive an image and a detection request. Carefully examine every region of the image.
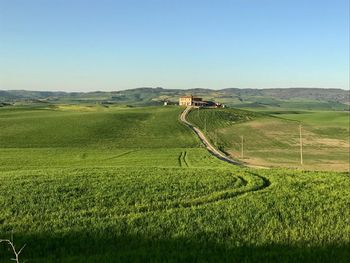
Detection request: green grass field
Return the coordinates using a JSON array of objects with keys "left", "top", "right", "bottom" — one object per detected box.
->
[
  {"left": 187, "top": 108, "right": 349, "bottom": 171},
  {"left": 0, "top": 105, "right": 349, "bottom": 262}
]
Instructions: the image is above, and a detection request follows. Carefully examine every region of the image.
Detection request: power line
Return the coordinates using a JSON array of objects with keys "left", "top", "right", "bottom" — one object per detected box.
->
[{"left": 299, "top": 123, "right": 303, "bottom": 165}]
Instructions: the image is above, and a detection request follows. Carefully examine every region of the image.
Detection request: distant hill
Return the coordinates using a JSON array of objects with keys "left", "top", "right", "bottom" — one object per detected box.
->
[{"left": 0, "top": 87, "right": 349, "bottom": 110}]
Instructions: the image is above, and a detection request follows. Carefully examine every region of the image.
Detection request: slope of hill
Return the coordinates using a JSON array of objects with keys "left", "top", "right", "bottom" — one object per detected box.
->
[
  {"left": 0, "top": 105, "right": 198, "bottom": 148},
  {"left": 187, "top": 107, "right": 349, "bottom": 171}
]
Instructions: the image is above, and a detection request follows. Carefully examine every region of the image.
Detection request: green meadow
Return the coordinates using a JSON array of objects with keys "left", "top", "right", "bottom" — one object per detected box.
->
[{"left": 0, "top": 105, "right": 349, "bottom": 262}]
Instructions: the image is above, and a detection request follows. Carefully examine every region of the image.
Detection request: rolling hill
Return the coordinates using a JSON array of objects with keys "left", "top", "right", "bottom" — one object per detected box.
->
[
  {"left": 0, "top": 104, "right": 349, "bottom": 262},
  {"left": 187, "top": 107, "right": 349, "bottom": 171},
  {"left": 1, "top": 87, "right": 349, "bottom": 110}
]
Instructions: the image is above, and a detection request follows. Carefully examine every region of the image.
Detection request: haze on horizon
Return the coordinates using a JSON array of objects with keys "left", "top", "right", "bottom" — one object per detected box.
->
[{"left": 0, "top": 0, "right": 349, "bottom": 92}]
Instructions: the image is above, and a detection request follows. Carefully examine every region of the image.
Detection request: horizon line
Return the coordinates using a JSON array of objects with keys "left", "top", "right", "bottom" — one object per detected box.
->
[{"left": 1, "top": 86, "right": 349, "bottom": 93}]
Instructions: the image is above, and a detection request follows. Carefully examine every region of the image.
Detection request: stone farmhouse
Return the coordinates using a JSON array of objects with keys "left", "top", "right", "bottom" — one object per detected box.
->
[
  {"left": 179, "top": 95, "right": 223, "bottom": 107},
  {"left": 179, "top": 96, "right": 204, "bottom": 106}
]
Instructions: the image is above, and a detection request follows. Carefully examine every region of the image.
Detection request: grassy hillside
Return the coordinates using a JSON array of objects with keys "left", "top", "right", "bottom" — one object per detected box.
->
[
  {"left": 1, "top": 167, "right": 349, "bottom": 262},
  {"left": 0, "top": 105, "right": 198, "bottom": 148},
  {"left": 187, "top": 108, "right": 349, "bottom": 171},
  {"left": 0, "top": 105, "right": 349, "bottom": 262}
]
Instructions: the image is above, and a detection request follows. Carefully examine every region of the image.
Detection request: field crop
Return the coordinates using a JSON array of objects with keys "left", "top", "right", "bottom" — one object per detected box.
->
[
  {"left": 0, "top": 105, "right": 349, "bottom": 262},
  {"left": 0, "top": 105, "right": 198, "bottom": 148},
  {"left": 187, "top": 108, "right": 349, "bottom": 171}
]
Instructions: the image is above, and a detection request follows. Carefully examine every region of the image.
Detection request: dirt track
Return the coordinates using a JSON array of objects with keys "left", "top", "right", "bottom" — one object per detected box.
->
[{"left": 180, "top": 106, "right": 242, "bottom": 166}]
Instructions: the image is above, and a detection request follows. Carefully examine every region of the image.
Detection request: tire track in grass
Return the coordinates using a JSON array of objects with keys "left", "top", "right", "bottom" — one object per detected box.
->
[
  {"left": 178, "top": 151, "right": 189, "bottom": 168},
  {"left": 118, "top": 172, "right": 271, "bottom": 217},
  {"left": 182, "top": 151, "right": 189, "bottom": 167},
  {"left": 3, "top": 167, "right": 271, "bottom": 218},
  {"left": 178, "top": 151, "right": 183, "bottom": 167},
  {"left": 101, "top": 150, "right": 139, "bottom": 161}
]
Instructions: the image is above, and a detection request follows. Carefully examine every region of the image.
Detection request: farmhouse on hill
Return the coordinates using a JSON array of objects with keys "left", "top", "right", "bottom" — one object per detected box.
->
[
  {"left": 179, "top": 95, "right": 204, "bottom": 106},
  {"left": 179, "top": 95, "right": 223, "bottom": 107}
]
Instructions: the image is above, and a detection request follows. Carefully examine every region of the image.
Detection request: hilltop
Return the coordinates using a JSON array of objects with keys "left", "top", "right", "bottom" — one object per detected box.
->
[{"left": 0, "top": 87, "right": 349, "bottom": 110}]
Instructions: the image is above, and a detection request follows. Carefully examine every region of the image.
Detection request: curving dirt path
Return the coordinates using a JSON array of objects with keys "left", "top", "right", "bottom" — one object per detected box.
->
[{"left": 180, "top": 106, "right": 242, "bottom": 166}]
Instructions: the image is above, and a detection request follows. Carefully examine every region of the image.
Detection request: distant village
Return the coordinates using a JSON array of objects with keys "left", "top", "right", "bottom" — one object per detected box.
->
[{"left": 164, "top": 95, "right": 224, "bottom": 108}]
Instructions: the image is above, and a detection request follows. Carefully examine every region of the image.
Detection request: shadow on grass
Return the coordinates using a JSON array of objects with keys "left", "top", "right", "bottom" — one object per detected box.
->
[{"left": 0, "top": 231, "right": 348, "bottom": 263}]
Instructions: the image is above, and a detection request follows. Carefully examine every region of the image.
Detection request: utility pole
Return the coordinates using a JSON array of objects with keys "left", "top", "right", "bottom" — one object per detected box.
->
[
  {"left": 241, "top": 135, "right": 244, "bottom": 159},
  {"left": 204, "top": 116, "right": 207, "bottom": 133},
  {"left": 299, "top": 123, "right": 303, "bottom": 165}
]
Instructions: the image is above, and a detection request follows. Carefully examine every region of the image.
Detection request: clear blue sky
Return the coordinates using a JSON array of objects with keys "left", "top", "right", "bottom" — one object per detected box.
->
[{"left": 0, "top": 0, "right": 349, "bottom": 91}]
